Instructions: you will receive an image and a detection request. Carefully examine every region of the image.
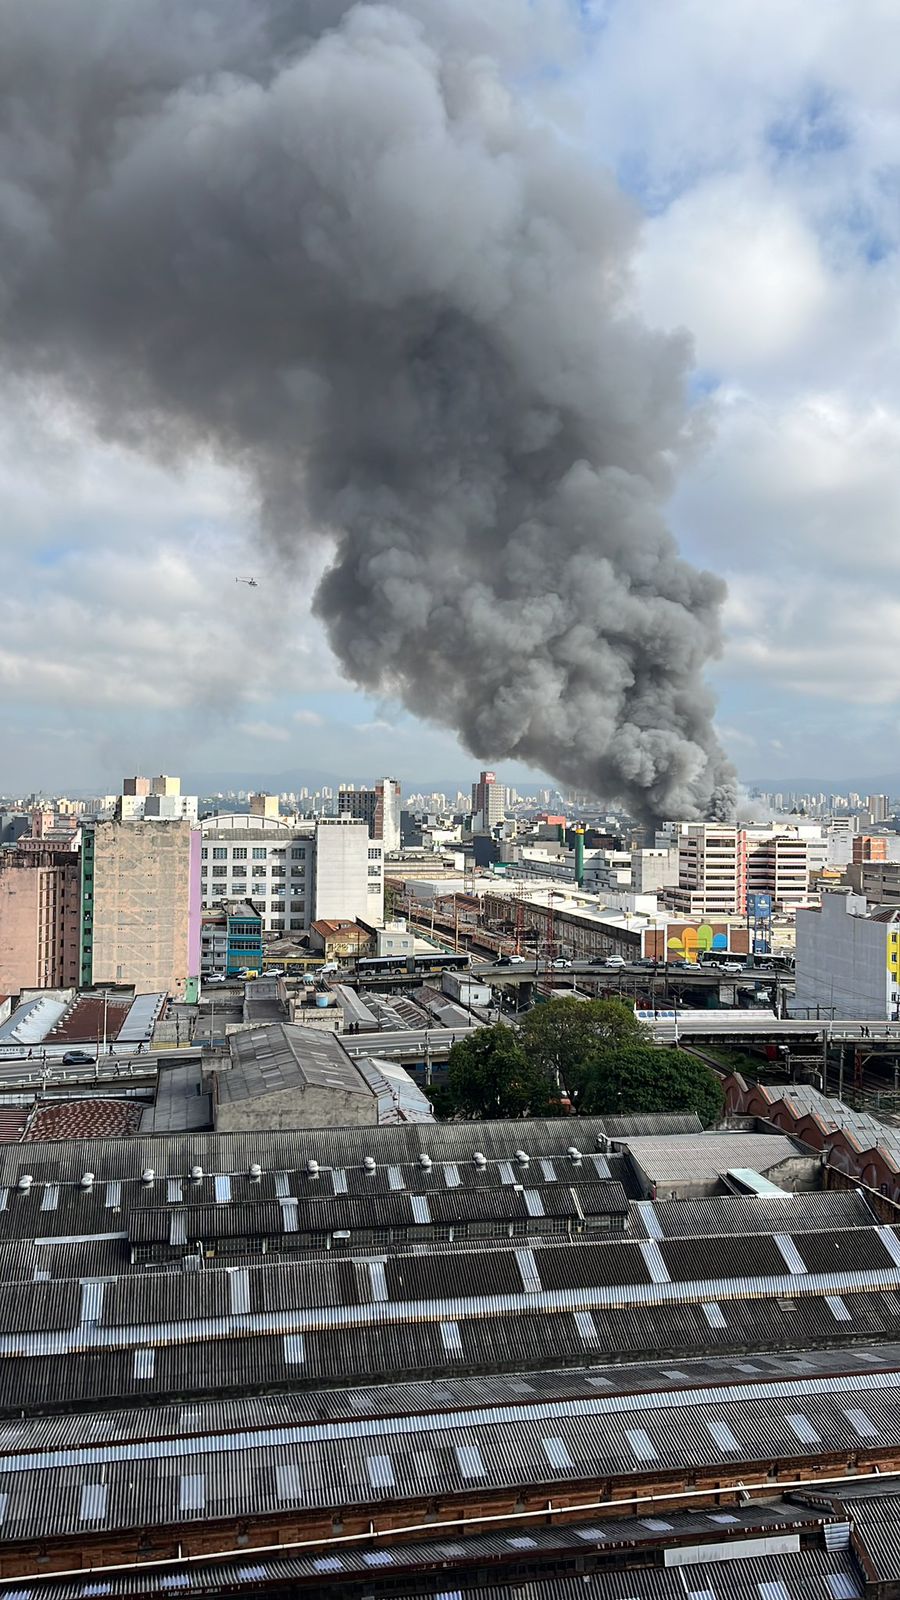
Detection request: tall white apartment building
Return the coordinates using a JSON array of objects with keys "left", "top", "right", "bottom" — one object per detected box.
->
[
  {"left": 471, "top": 770, "right": 507, "bottom": 834},
  {"left": 668, "top": 823, "right": 746, "bottom": 917},
  {"left": 199, "top": 815, "right": 382, "bottom": 931}
]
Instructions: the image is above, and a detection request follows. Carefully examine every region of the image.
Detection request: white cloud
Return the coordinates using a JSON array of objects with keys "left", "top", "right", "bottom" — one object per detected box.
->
[
  {"left": 636, "top": 181, "right": 831, "bottom": 370},
  {"left": 236, "top": 721, "right": 291, "bottom": 744},
  {"left": 293, "top": 709, "right": 324, "bottom": 726}
]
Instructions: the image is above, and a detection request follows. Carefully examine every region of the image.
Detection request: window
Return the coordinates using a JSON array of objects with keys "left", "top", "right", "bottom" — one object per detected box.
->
[
  {"left": 368, "top": 867, "right": 381, "bottom": 877},
  {"left": 290, "top": 919, "right": 304, "bottom": 930},
  {"left": 271, "top": 918, "right": 284, "bottom": 930},
  {"left": 232, "top": 863, "right": 246, "bottom": 875},
  {"left": 232, "top": 848, "right": 247, "bottom": 861},
  {"left": 252, "top": 865, "right": 267, "bottom": 878},
  {"left": 271, "top": 866, "right": 286, "bottom": 877},
  {"left": 212, "top": 847, "right": 227, "bottom": 860},
  {"left": 290, "top": 900, "right": 305, "bottom": 912},
  {"left": 291, "top": 848, "right": 305, "bottom": 859},
  {"left": 201, "top": 848, "right": 208, "bottom": 860},
  {"left": 212, "top": 866, "right": 227, "bottom": 877},
  {"left": 368, "top": 848, "right": 381, "bottom": 860},
  {"left": 291, "top": 866, "right": 305, "bottom": 878},
  {"left": 252, "top": 847, "right": 267, "bottom": 860}
]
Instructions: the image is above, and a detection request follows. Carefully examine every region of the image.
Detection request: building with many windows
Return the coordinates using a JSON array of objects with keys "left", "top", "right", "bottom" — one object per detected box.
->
[
  {"left": 470, "top": 768, "right": 507, "bottom": 833},
  {"left": 666, "top": 823, "right": 746, "bottom": 917},
  {"left": 0, "top": 849, "right": 82, "bottom": 993},
  {"left": 199, "top": 815, "right": 382, "bottom": 931},
  {"left": 338, "top": 777, "right": 401, "bottom": 853}
]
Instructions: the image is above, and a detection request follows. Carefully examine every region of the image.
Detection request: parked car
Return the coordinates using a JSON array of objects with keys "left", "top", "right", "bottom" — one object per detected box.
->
[
  {"left": 266, "top": 967, "right": 285, "bottom": 977},
  {"left": 205, "top": 973, "right": 227, "bottom": 985},
  {"left": 62, "top": 1050, "right": 94, "bottom": 1066}
]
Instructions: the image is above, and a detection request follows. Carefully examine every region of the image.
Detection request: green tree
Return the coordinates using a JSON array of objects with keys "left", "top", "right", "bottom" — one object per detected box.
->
[
  {"left": 441, "top": 1024, "right": 554, "bottom": 1119},
  {"left": 517, "top": 998, "right": 648, "bottom": 1111},
  {"left": 578, "top": 1044, "right": 724, "bottom": 1125}
]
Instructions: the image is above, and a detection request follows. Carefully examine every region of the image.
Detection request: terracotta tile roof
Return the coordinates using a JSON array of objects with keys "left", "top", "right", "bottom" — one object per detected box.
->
[{"left": 23, "top": 1099, "right": 144, "bottom": 1141}]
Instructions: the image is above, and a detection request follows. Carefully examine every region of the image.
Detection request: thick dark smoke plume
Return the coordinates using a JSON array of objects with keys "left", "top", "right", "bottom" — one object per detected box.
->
[{"left": 0, "top": 0, "right": 736, "bottom": 821}]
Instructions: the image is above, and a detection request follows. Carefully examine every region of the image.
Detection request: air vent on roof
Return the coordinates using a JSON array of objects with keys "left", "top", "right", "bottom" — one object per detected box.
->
[
  {"left": 473, "top": 1152, "right": 487, "bottom": 1168},
  {"left": 17, "top": 1175, "right": 32, "bottom": 1193},
  {"left": 190, "top": 1165, "right": 203, "bottom": 1182},
  {"left": 516, "top": 1150, "right": 529, "bottom": 1166},
  {"left": 568, "top": 1147, "right": 582, "bottom": 1163},
  {"left": 307, "top": 1159, "right": 319, "bottom": 1178},
  {"left": 80, "top": 1172, "right": 94, "bottom": 1189},
  {"left": 249, "top": 1163, "right": 262, "bottom": 1180},
  {"left": 364, "top": 1156, "right": 376, "bottom": 1173},
  {"left": 142, "top": 1168, "right": 155, "bottom": 1186},
  {"left": 418, "top": 1153, "right": 432, "bottom": 1170}
]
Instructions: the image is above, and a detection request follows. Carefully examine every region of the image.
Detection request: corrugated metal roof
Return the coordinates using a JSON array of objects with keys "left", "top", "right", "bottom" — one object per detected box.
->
[{"left": 0, "top": 1365, "right": 893, "bottom": 1542}]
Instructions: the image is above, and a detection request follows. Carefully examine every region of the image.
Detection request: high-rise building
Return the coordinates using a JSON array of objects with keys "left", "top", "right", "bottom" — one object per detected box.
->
[
  {"left": 200, "top": 815, "right": 382, "bottom": 931},
  {"left": 80, "top": 819, "right": 201, "bottom": 998},
  {"left": 338, "top": 778, "right": 401, "bottom": 854},
  {"left": 669, "top": 823, "right": 746, "bottom": 917},
  {"left": 869, "top": 794, "right": 890, "bottom": 823},
  {"left": 471, "top": 769, "right": 507, "bottom": 833},
  {"left": 0, "top": 849, "right": 82, "bottom": 992}
]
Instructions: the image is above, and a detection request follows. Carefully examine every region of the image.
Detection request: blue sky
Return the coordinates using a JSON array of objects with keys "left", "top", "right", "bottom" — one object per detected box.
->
[{"left": 3, "top": 0, "right": 900, "bottom": 795}]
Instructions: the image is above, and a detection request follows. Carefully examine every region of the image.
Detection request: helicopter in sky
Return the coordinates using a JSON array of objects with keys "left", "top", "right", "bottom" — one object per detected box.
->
[{"left": 235, "top": 577, "right": 259, "bottom": 587}]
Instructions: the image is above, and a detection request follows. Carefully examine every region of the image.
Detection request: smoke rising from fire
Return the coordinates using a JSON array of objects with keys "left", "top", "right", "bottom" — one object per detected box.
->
[{"left": 0, "top": 0, "right": 736, "bottom": 819}]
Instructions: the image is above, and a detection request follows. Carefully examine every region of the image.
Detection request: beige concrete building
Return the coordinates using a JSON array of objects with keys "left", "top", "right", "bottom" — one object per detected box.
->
[{"left": 82, "top": 820, "right": 200, "bottom": 998}]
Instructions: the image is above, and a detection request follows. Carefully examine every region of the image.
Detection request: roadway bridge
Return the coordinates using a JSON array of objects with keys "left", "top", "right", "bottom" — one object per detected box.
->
[{"left": 468, "top": 958, "right": 788, "bottom": 990}]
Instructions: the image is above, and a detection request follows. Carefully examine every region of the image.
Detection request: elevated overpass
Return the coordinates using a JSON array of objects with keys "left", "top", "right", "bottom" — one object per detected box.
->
[{"left": 648, "top": 1014, "right": 900, "bottom": 1047}]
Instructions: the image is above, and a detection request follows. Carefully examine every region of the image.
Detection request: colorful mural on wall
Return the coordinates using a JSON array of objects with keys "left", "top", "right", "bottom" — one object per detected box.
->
[{"left": 645, "top": 924, "right": 750, "bottom": 963}]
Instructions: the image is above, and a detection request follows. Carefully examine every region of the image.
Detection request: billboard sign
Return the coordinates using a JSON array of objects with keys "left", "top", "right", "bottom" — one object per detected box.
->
[{"left": 747, "top": 893, "right": 772, "bottom": 919}]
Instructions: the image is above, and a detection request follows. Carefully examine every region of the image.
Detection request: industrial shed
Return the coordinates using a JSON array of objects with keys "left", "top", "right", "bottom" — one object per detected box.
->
[{"left": 212, "top": 1023, "right": 433, "bottom": 1130}]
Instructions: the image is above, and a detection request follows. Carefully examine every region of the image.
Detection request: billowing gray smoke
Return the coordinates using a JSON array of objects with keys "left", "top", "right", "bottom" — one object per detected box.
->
[{"left": 0, "top": 0, "right": 736, "bottom": 821}]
